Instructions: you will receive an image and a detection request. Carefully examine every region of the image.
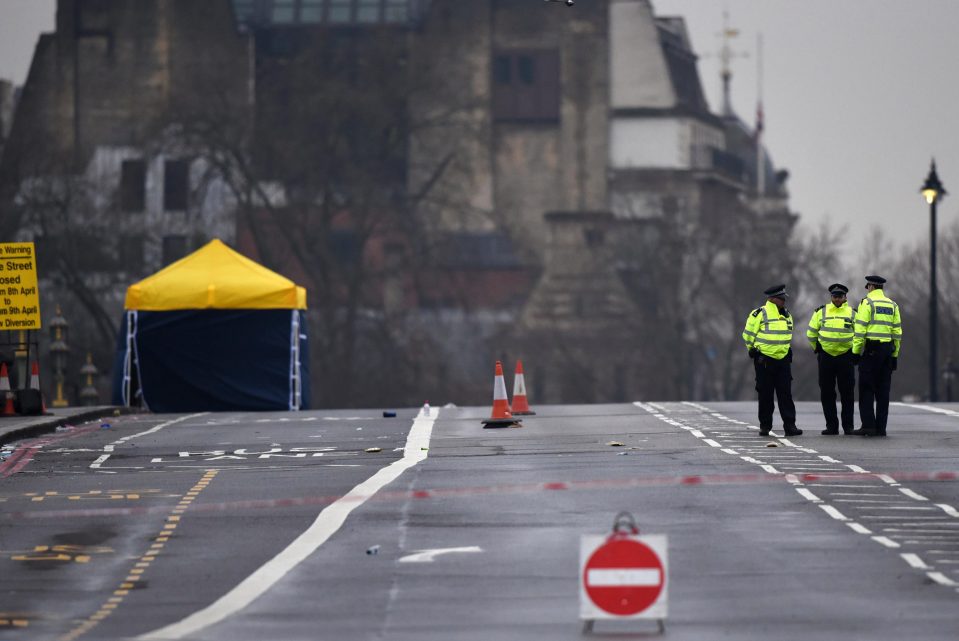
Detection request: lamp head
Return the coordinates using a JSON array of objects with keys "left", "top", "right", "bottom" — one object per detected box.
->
[{"left": 921, "top": 159, "right": 947, "bottom": 204}]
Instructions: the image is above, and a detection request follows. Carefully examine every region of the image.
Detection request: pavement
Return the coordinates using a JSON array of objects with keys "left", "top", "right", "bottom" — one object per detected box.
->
[{"left": 0, "top": 405, "right": 129, "bottom": 447}]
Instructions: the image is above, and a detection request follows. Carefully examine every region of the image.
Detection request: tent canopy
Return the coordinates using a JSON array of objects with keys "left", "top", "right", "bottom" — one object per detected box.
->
[{"left": 125, "top": 239, "right": 307, "bottom": 311}]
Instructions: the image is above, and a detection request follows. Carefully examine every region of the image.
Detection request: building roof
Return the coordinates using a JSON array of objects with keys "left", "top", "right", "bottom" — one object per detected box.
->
[{"left": 655, "top": 17, "right": 710, "bottom": 115}]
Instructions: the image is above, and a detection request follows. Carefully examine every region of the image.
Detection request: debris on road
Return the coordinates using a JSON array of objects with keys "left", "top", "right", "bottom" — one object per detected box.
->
[
  {"left": 607, "top": 441, "right": 624, "bottom": 447},
  {"left": 765, "top": 442, "right": 779, "bottom": 448},
  {"left": 383, "top": 411, "right": 396, "bottom": 418},
  {"left": 365, "top": 447, "right": 382, "bottom": 453},
  {"left": 366, "top": 545, "right": 380, "bottom": 555}
]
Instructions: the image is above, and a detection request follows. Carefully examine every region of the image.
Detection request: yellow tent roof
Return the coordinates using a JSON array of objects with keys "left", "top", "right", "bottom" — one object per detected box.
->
[{"left": 124, "top": 239, "right": 307, "bottom": 310}]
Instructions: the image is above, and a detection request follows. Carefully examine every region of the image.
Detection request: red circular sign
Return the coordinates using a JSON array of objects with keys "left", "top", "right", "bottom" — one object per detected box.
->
[{"left": 583, "top": 537, "right": 664, "bottom": 616}]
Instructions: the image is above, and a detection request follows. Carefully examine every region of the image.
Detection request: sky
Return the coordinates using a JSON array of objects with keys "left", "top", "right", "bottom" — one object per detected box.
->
[{"left": 1, "top": 0, "right": 958, "bottom": 252}]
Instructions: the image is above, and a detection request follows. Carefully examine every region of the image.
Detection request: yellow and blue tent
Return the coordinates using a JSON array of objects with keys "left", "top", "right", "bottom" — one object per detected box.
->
[{"left": 111, "top": 239, "right": 310, "bottom": 411}]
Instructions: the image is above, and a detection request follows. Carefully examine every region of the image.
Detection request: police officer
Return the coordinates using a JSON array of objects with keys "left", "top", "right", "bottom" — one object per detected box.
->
[
  {"left": 806, "top": 283, "right": 856, "bottom": 434},
  {"left": 851, "top": 275, "right": 902, "bottom": 437},
  {"left": 742, "top": 284, "right": 801, "bottom": 437}
]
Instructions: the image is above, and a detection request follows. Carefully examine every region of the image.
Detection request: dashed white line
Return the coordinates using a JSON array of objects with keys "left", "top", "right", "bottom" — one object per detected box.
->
[
  {"left": 846, "top": 522, "right": 872, "bottom": 534},
  {"left": 819, "top": 505, "right": 848, "bottom": 521},
  {"left": 901, "top": 553, "right": 930, "bottom": 569},
  {"left": 796, "top": 488, "right": 822, "bottom": 503},
  {"left": 872, "top": 536, "right": 900, "bottom": 548},
  {"left": 926, "top": 572, "right": 958, "bottom": 586},
  {"left": 898, "top": 488, "right": 929, "bottom": 501},
  {"left": 937, "top": 504, "right": 959, "bottom": 518}
]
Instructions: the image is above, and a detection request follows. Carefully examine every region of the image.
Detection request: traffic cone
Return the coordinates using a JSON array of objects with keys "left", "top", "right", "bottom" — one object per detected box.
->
[
  {"left": 510, "top": 360, "right": 536, "bottom": 415},
  {"left": 0, "top": 363, "right": 15, "bottom": 416},
  {"left": 29, "top": 362, "right": 47, "bottom": 414},
  {"left": 482, "top": 361, "right": 520, "bottom": 428}
]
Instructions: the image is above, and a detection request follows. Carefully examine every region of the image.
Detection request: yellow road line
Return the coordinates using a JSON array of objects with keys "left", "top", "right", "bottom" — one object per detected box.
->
[{"left": 59, "top": 470, "right": 218, "bottom": 641}]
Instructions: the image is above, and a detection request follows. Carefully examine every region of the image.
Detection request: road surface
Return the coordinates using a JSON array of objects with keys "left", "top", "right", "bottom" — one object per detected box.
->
[{"left": 1, "top": 402, "right": 958, "bottom": 639}]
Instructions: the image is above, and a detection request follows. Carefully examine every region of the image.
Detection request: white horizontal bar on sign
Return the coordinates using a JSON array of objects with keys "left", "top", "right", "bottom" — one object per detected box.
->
[{"left": 586, "top": 568, "right": 661, "bottom": 587}]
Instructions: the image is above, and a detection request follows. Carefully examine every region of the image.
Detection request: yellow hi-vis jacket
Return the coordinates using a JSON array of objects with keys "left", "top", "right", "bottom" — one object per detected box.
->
[
  {"left": 743, "top": 300, "right": 794, "bottom": 360},
  {"left": 806, "top": 302, "right": 855, "bottom": 356},
  {"left": 852, "top": 288, "right": 902, "bottom": 357}
]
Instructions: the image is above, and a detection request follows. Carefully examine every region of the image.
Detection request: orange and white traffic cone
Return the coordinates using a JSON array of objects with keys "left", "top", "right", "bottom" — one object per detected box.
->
[
  {"left": 510, "top": 360, "right": 535, "bottom": 415},
  {"left": 29, "top": 361, "right": 47, "bottom": 414},
  {"left": 481, "top": 361, "right": 520, "bottom": 428},
  {"left": 0, "top": 363, "right": 15, "bottom": 416}
]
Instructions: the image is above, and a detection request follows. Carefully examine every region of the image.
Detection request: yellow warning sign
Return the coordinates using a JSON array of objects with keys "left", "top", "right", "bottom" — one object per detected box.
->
[{"left": 0, "top": 243, "right": 41, "bottom": 330}]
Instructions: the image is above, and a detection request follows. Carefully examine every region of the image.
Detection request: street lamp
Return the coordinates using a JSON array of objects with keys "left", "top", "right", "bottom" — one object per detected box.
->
[{"left": 921, "top": 160, "right": 946, "bottom": 402}]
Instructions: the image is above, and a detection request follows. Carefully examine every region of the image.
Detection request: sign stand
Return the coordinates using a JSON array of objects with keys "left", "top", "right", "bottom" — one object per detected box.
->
[{"left": 580, "top": 511, "right": 667, "bottom": 635}]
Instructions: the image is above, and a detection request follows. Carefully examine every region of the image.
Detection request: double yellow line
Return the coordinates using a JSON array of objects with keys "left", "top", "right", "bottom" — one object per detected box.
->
[{"left": 60, "top": 470, "right": 219, "bottom": 641}]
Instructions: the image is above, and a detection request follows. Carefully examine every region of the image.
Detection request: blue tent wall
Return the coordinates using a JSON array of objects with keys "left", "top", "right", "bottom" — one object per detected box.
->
[{"left": 112, "top": 309, "right": 310, "bottom": 412}]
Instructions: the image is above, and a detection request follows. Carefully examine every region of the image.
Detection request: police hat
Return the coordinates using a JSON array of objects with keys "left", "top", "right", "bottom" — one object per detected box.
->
[
  {"left": 828, "top": 283, "right": 849, "bottom": 296},
  {"left": 865, "top": 275, "right": 887, "bottom": 287},
  {"left": 763, "top": 284, "right": 788, "bottom": 299}
]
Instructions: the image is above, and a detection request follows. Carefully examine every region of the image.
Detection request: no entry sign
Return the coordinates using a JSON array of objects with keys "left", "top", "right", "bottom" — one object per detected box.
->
[{"left": 580, "top": 533, "right": 668, "bottom": 620}]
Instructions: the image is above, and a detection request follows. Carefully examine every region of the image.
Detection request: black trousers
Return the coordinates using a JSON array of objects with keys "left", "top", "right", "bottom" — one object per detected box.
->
[
  {"left": 754, "top": 355, "right": 796, "bottom": 429},
  {"left": 859, "top": 341, "right": 895, "bottom": 434},
  {"left": 818, "top": 351, "right": 855, "bottom": 431}
]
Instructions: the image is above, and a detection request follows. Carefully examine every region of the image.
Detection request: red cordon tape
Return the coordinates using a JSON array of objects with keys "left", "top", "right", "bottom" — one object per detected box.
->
[{"left": 2, "top": 470, "right": 958, "bottom": 521}]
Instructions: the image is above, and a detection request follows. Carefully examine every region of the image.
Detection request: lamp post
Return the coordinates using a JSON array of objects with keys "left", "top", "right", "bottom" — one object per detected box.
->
[
  {"left": 943, "top": 359, "right": 957, "bottom": 403},
  {"left": 921, "top": 160, "right": 946, "bottom": 402}
]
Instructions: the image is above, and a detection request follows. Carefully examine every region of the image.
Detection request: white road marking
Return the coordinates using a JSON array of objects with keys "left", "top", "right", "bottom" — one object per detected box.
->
[
  {"left": 893, "top": 402, "right": 959, "bottom": 417},
  {"left": 834, "top": 499, "right": 917, "bottom": 504},
  {"left": 846, "top": 522, "right": 871, "bottom": 534},
  {"left": 139, "top": 407, "right": 437, "bottom": 640},
  {"left": 827, "top": 493, "right": 899, "bottom": 497},
  {"left": 937, "top": 504, "right": 959, "bottom": 518},
  {"left": 91, "top": 414, "right": 206, "bottom": 469},
  {"left": 926, "top": 572, "right": 958, "bottom": 586},
  {"left": 819, "top": 505, "right": 848, "bottom": 521},
  {"left": 638, "top": 402, "right": 959, "bottom": 589},
  {"left": 876, "top": 474, "right": 899, "bottom": 486},
  {"left": 901, "top": 553, "right": 930, "bottom": 569},
  {"left": 398, "top": 546, "right": 482, "bottom": 563},
  {"left": 872, "top": 536, "right": 900, "bottom": 548}
]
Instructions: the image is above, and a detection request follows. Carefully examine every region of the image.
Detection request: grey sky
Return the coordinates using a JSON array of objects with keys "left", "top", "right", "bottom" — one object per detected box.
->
[
  {"left": 656, "top": 0, "right": 959, "bottom": 252},
  {"left": 2, "top": 0, "right": 957, "bottom": 251}
]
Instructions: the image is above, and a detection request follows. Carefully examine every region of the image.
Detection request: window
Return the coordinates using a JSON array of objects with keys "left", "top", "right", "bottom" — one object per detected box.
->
[
  {"left": 119, "top": 160, "right": 146, "bottom": 212},
  {"left": 584, "top": 228, "right": 605, "bottom": 247},
  {"left": 272, "top": 0, "right": 295, "bottom": 22},
  {"left": 163, "top": 159, "right": 189, "bottom": 212},
  {"left": 492, "top": 49, "right": 560, "bottom": 123},
  {"left": 328, "top": 0, "right": 351, "bottom": 22},
  {"left": 383, "top": 0, "right": 407, "bottom": 22},
  {"left": 162, "top": 235, "right": 188, "bottom": 266},
  {"left": 231, "top": 0, "right": 256, "bottom": 22},
  {"left": 300, "top": 0, "right": 324, "bottom": 22},
  {"left": 119, "top": 235, "right": 145, "bottom": 274},
  {"left": 357, "top": 0, "right": 379, "bottom": 22}
]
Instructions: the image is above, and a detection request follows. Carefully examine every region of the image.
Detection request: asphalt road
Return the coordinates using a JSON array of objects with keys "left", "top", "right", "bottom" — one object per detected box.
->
[{"left": 1, "top": 402, "right": 958, "bottom": 640}]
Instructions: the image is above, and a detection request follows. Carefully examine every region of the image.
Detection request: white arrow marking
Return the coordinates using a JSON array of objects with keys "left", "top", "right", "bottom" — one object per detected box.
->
[{"left": 398, "top": 546, "right": 483, "bottom": 563}]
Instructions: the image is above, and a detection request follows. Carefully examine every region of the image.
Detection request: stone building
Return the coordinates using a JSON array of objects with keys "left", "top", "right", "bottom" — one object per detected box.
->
[
  {"left": 1, "top": 0, "right": 797, "bottom": 406},
  {"left": 1, "top": 0, "right": 251, "bottom": 267}
]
